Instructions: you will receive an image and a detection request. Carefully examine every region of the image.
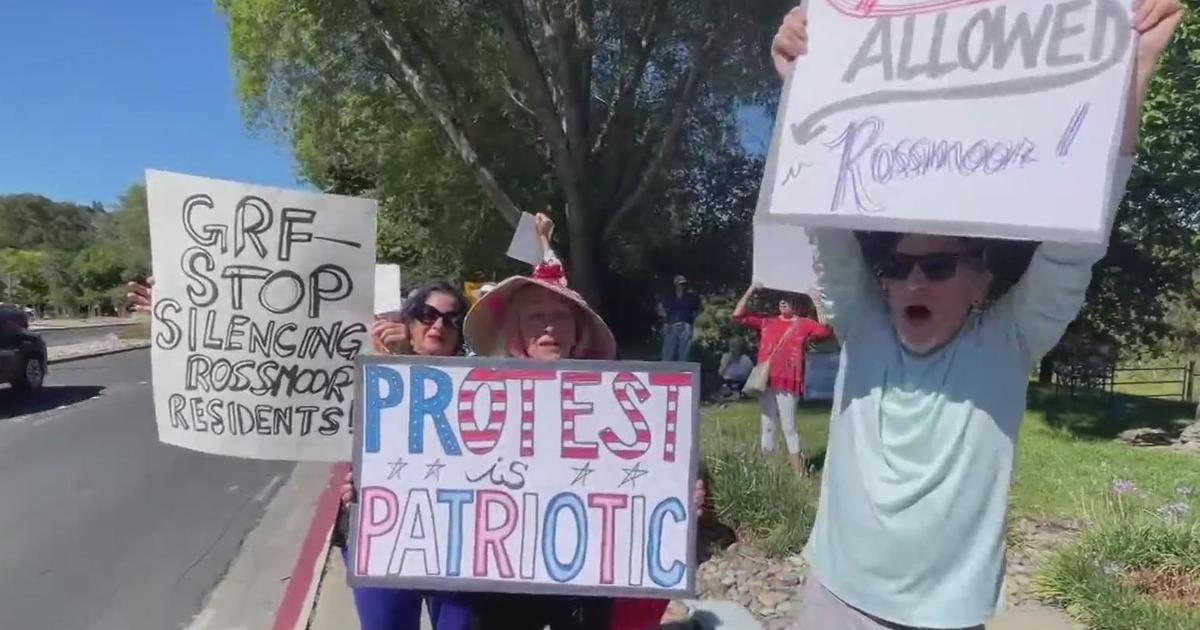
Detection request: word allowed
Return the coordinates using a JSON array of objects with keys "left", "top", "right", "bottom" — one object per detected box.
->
[
  {"left": 356, "top": 487, "right": 689, "bottom": 588},
  {"left": 364, "top": 367, "right": 692, "bottom": 463}
]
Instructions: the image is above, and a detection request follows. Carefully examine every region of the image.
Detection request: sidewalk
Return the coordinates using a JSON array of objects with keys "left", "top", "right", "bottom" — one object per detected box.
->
[{"left": 305, "top": 559, "right": 1081, "bottom": 630}]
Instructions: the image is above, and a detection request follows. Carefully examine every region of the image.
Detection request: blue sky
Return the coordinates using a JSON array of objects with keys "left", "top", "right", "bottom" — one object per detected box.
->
[{"left": 0, "top": 1, "right": 300, "bottom": 207}]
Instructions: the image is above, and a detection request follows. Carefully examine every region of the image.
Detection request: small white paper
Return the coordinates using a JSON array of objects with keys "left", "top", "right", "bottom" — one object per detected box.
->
[
  {"left": 752, "top": 221, "right": 817, "bottom": 295},
  {"left": 374, "top": 264, "right": 402, "bottom": 315},
  {"left": 506, "top": 212, "right": 542, "bottom": 266}
]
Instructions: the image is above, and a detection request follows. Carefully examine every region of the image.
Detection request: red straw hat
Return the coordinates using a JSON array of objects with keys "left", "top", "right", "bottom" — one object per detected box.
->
[{"left": 463, "top": 265, "right": 616, "bottom": 360}]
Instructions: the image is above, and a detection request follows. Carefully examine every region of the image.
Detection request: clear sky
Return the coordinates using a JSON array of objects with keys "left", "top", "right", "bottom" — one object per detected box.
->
[{"left": 0, "top": 0, "right": 301, "bottom": 208}]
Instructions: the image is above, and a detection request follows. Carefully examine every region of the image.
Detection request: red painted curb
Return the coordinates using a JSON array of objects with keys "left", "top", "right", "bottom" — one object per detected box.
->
[{"left": 272, "top": 462, "right": 350, "bottom": 630}]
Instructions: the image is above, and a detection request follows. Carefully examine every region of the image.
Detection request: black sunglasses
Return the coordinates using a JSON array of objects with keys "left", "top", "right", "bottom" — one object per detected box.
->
[
  {"left": 412, "top": 303, "right": 464, "bottom": 330},
  {"left": 878, "top": 252, "right": 979, "bottom": 283}
]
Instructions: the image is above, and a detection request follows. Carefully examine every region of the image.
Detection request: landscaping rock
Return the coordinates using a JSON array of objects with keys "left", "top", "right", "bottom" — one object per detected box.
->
[
  {"left": 1179, "top": 422, "right": 1200, "bottom": 444},
  {"left": 1116, "top": 427, "right": 1176, "bottom": 446}
]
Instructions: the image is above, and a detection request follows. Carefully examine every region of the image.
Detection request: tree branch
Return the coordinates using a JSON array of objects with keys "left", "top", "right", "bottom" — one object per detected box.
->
[
  {"left": 495, "top": 0, "right": 588, "bottom": 221},
  {"left": 602, "top": 33, "right": 719, "bottom": 242},
  {"left": 355, "top": 0, "right": 522, "bottom": 226},
  {"left": 591, "top": 0, "right": 668, "bottom": 156}
]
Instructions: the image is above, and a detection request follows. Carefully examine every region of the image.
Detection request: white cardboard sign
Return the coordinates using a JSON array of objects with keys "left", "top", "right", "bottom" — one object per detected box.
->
[
  {"left": 506, "top": 212, "right": 543, "bottom": 266},
  {"left": 349, "top": 356, "right": 700, "bottom": 598},
  {"left": 375, "top": 264, "right": 403, "bottom": 315},
  {"left": 752, "top": 221, "right": 818, "bottom": 294},
  {"left": 146, "top": 169, "right": 377, "bottom": 461},
  {"left": 757, "top": 0, "right": 1135, "bottom": 243}
]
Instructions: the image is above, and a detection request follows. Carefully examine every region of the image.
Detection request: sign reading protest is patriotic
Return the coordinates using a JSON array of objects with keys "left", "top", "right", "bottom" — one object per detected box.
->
[
  {"left": 757, "top": 0, "right": 1135, "bottom": 244},
  {"left": 349, "top": 356, "right": 700, "bottom": 598},
  {"left": 146, "top": 170, "right": 377, "bottom": 461}
]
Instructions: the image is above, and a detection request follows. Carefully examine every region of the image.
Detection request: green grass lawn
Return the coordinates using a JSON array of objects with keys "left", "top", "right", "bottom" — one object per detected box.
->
[{"left": 702, "top": 386, "right": 1200, "bottom": 530}]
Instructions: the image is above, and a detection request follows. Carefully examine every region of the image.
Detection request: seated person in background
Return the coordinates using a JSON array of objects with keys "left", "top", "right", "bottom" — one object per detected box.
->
[{"left": 717, "top": 338, "right": 754, "bottom": 400}]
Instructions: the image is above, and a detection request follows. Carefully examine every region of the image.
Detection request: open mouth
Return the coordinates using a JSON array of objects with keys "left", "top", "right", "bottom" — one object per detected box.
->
[{"left": 904, "top": 304, "right": 932, "bottom": 323}]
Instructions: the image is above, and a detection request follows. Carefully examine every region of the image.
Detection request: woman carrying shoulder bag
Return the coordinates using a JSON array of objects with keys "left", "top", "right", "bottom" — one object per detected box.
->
[{"left": 733, "top": 283, "right": 832, "bottom": 476}]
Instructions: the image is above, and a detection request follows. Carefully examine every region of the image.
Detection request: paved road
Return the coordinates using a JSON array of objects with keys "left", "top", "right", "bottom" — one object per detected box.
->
[
  {"left": 0, "top": 350, "right": 295, "bottom": 630},
  {"left": 35, "top": 324, "right": 139, "bottom": 348}
]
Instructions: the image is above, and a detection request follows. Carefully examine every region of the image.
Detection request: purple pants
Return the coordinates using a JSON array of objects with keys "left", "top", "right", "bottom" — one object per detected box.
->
[{"left": 340, "top": 547, "right": 475, "bottom": 630}]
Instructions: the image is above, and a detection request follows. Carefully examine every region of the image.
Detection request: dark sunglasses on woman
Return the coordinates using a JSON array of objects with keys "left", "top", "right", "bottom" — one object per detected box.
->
[
  {"left": 412, "top": 303, "right": 464, "bottom": 330},
  {"left": 878, "top": 252, "right": 982, "bottom": 283}
]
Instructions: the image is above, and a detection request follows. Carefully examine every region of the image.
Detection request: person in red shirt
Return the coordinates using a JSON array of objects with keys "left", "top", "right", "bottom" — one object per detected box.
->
[{"left": 733, "top": 282, "right": 832, "bottom": 475}]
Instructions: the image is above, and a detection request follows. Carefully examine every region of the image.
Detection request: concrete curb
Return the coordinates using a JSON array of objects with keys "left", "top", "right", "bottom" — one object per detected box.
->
[
  {"left": 47, "top": 341, "right": 151, "bottom": 365},
  {"left": 273, "top": 462, "right": 347, "bottom": 630},
  {"left": 31, "top": 320, "right": 143, "bottom": 332}
]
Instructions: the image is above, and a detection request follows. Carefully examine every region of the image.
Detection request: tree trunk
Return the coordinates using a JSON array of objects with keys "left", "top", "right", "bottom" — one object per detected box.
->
[
  {"left": 1038, "top": 355, "right": 1055, "bottom": 384},
  {"left": 564, "top": 200, "right": 602, "bottom": 312}
]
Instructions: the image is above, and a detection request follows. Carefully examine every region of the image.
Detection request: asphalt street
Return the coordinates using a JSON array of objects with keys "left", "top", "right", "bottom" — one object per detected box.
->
[{"left": 0, "top": 349, "right": 295, "bottom": 630}]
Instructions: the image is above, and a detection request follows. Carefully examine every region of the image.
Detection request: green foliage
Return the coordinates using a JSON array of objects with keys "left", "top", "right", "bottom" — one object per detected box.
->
[
  {"left": 1035, "top": 481, "right": 1200, "bottom": 629},
  {"left": 217, "top": 0, "right": 788, "bottom": 330},
  {"left": 700, "top": 401, "right": 824, "bottom": 556},
  {"left": 0, "top": 182, "right": 149, "bottom": 316},
  {"left": 1082, "top": 5, "right": 1200, "bottom": 351}
]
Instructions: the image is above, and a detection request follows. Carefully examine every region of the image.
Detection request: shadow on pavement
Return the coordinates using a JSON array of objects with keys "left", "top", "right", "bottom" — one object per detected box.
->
[{"left": 0, "top": 385, "right": 106, "bottom": 420}]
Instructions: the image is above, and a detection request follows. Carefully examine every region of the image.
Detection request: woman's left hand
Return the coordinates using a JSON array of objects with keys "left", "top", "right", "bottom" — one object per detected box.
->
[
  {"left": 1134, "top": 0, "right": 1183, "bottom": 65},
  {"left": 535, "top": 213, "right": 555, "bottom": 241}
]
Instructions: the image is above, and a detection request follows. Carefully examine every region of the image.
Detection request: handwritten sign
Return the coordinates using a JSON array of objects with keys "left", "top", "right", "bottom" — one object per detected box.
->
[
  {"left": 349, "top": 356, "right": 700, "bottom": 598},
  {"left": 146, "top": 170, "right": 377, "bottom": 461},
  {"left": 758, "top": 0, "right": 1135, "bottom": 243},
  {"left": 752, "top": 221, "right": 818, "bottom": 294}
]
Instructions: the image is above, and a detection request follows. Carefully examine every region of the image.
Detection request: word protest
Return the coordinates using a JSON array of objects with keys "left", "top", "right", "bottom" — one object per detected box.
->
[
  {"left": 349, "top": 356, "right": 700, "bottom": 598},
  {"left": 758, "top": 0, "right": 1135, "bottom": 243},
  {"left": 146, "top": 170, "right": 377, "bottom": 461}
]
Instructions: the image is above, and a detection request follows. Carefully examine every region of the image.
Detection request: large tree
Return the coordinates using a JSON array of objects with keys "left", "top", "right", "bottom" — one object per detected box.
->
[{"left": 218, "top": 0, "right": 789, "bottom": 308}]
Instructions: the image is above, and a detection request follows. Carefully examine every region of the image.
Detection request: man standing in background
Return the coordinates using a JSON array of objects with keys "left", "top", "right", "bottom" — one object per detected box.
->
[{"left": 659, "top": 275, "right": 701, "bottom": 362}]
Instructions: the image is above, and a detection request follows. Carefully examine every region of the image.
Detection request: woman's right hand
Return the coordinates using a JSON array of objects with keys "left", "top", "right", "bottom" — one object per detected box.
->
[
  {"left": 372, "top": 319, "right": 411, "bottom": 355},
  {"left": 126, "top": 277, "right": 155, "bottom": 312},
  {"left": 772, "top": 6, "right": 809, "bottom": 80},
  {"left": 340, "top": 469, "right": 355, "bottom": 506}
]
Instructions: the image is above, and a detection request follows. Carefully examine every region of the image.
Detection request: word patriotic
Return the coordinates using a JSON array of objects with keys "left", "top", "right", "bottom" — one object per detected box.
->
[{"left": 349, "top": 356, "right": 700, "bottom": 598}]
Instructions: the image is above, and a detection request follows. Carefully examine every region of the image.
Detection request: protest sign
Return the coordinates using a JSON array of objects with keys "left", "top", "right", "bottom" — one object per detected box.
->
[
  {"left": 375, "top": 264, "right": 403, "bottom": 315},
  {"left": 506, "top": 212, "right": 543, "bottom": 266},
  {"left": 146, "top": 170, "right": 377, "bottom": 461},
  {"left": 752, "top": 221, "right": 818, "bottom": 294},
  {"left": 757, "top": 0, "right": 1135, "bottom": 243},
  {"left": 349, "top": 356, "right": 700, "bottom": 598}
]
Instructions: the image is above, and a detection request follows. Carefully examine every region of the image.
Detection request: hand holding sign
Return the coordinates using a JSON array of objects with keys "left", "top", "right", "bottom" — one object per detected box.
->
[{"left": 759, "top": 0, "right": 1143, "bottom": 244}]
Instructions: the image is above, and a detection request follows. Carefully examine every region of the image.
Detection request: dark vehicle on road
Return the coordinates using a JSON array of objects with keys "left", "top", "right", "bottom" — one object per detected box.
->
[{"left": 0, "top": 307, "right": 47, "bottom": 393}]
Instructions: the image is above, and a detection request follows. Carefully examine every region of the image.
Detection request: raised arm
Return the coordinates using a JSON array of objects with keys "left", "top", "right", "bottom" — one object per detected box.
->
[
  {"left": 808, "top": 229, "right": 880, "bottom": 340},
  {"left": 999, "top": 0, "right": 1179, "bottom": 360},
  {"left": 732, "top": 283, "right": 765, "bottom": 330}
]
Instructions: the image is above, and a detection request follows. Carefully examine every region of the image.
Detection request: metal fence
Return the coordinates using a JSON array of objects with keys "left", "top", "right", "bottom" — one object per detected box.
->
[{"left": 1110, "top": 362, "right": 1197, "bottom": 401}]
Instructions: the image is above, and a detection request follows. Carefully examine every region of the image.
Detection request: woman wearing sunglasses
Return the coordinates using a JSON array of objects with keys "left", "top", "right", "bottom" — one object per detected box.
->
[
  {"left": 339, "top": 280, "right": 471, "bottom": 630},
  {"left": 771, "top": 2, "right": 1178, "bottom": 627},
  {"left": 733, "top": 284, "right": 832, "bottom": 476}
]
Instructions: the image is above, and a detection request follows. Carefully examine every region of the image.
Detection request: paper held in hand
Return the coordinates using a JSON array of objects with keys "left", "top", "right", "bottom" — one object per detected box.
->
[
  {"left": 349, "top": 356, "right": 700, "bottom": 598},
  {"left": 146, "top": 170, "right": 377, "bottom": 462},
  {"left": 756, "top": 0, "right": 1135, "bottom": 244}
]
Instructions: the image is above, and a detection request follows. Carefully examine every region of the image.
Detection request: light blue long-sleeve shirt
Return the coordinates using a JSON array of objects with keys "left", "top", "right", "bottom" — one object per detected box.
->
[{"left": 802, "top": 159, "right": 1135, "bottom": 628}]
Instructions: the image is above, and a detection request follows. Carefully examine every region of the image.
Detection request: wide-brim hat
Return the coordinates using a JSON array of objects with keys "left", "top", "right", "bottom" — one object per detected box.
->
[{"left": 464, "top": 270, "right": 616, "bottom": 360}]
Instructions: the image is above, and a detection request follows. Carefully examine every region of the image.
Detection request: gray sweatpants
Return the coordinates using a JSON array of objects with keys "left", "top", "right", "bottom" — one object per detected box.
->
[{"left": 791, "top": 578, "right": 984, "bottom": 630}]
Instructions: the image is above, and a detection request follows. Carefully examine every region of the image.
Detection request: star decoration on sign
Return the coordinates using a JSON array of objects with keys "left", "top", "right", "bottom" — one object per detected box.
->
[
  {"left": 570, "top": 461, "right": 596, "bottom": 487},
  {"left": 619, "top": 461, "right": 649, "bottom": 488},
  {"left": 424, "top": 459, "right": 447, "bottom": 481},
  {"left": 387, "top": 459, "right": 408, "bottom": 480}
]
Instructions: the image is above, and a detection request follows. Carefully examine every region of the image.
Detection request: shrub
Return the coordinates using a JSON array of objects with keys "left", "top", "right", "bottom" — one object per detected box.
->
[{"left": 1035, "top": 478, "right": 1200, "bottom": 629}]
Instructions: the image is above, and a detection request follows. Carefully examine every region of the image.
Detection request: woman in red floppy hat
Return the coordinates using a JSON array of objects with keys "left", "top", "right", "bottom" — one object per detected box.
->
[{"left": 444, "top": 214, "right": 706, "bottom": 630}]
